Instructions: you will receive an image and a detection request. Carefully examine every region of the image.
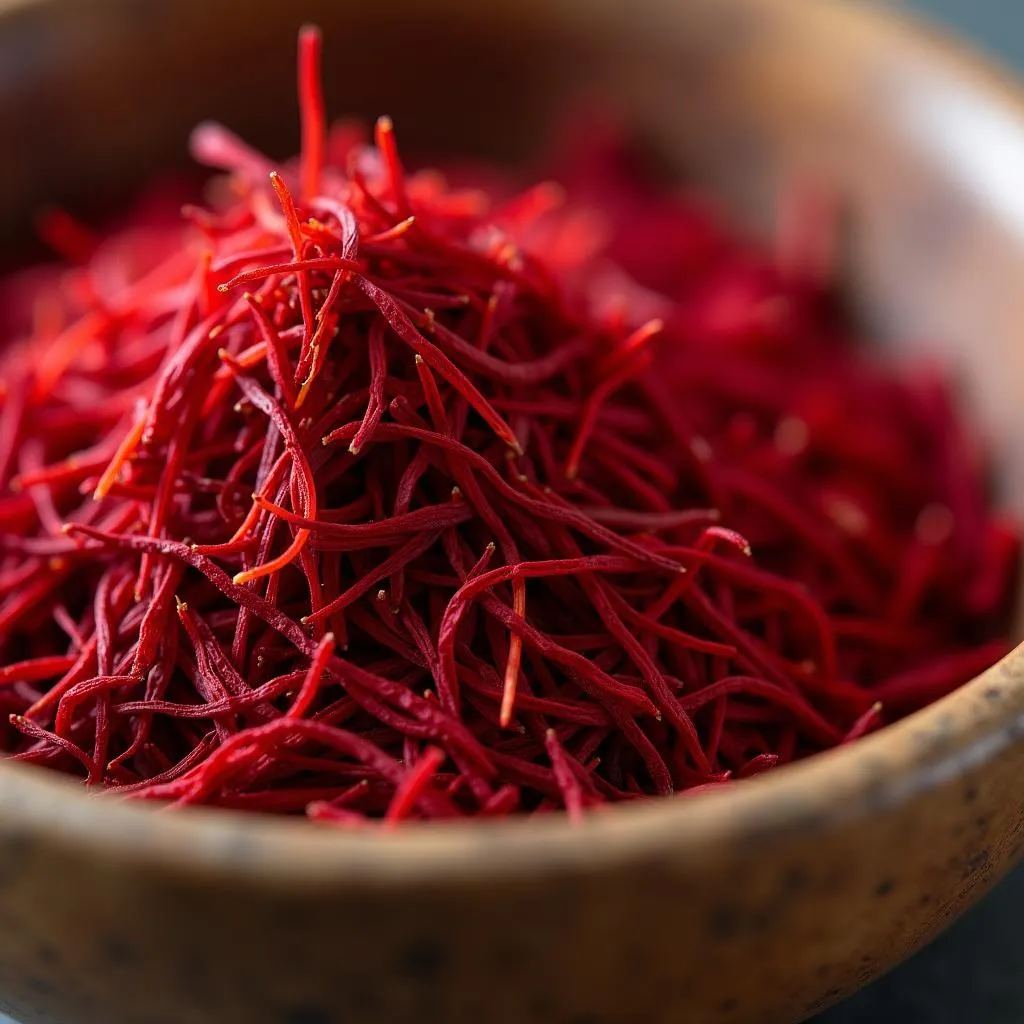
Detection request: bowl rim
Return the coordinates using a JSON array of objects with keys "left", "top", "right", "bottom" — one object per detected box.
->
[
  {"left": 2, "top": 0, "right": 1023, "bottom": 885},
  {"left": 1, "top": 649, "right": 1021, "bottom": 886}
]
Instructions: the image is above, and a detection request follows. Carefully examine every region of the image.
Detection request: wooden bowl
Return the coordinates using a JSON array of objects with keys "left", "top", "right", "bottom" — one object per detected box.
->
[{"left": 1, "top": 1, "right": 1023, "bottom": 1022}]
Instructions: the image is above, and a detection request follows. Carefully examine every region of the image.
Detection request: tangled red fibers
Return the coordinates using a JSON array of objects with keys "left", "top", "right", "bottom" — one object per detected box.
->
[{"left": 0, "top": 27, "right": 1017, "bottom": 821}]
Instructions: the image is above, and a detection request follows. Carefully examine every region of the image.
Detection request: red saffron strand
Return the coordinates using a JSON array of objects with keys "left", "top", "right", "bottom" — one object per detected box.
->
[
  {"left": 384, "top": 745, "right": 447, "bottom": 824},
  {"left": 374, "top": 116, "right": 410, "bottom": 218},
  {"left": 288, "top": 633, "right": 335, "bottom": 719},
  {"left": 298, "top": 25, "right": 326, "bottom": 203},
  {"left": 501, "top": 581, "right": 526, "bottom": 729}
]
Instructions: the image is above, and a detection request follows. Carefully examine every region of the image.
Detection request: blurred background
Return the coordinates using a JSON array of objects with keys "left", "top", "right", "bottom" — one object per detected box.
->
[
  {"left": 899, "top": 0, "right": 1024, "bottom": 68},
  {"left": 812, "top": 6, "right": 1024, "bottom": 1024}
]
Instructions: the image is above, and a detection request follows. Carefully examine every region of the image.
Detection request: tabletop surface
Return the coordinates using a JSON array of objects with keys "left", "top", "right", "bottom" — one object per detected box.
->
[{"left": 0, "top": 1, "right": 1021, "bottom": 1023}]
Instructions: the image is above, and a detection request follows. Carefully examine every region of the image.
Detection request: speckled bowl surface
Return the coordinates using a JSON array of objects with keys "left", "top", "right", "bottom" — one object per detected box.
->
[{"left": 1, "top": 1, "right": 1024, "bottom": 1023}]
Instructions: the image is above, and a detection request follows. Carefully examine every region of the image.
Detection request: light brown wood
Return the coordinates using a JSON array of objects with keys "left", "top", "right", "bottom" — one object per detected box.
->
[{"left": 1, "top": 1, "right": 1023, "bottom": 1023}]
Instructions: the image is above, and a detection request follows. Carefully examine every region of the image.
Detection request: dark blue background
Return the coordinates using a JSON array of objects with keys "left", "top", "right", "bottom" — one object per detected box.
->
[
  {"left": 1, "top": 3, "right": 1021, "bottom": 1023},
  {"left": 900, "top": 0, "right": 1024, "bottom": 69},
  {"left": 815, "top": 1, "right": 1024, "bottom": 1021},
  {"left": 814, "top": 866, "right": 1024, "bottom": 1021}
]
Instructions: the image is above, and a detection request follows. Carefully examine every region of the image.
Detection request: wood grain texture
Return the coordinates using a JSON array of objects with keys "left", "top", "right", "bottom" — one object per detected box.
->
[{"left": 0, "top": 1, "right": 1023, "bottom": 1023}]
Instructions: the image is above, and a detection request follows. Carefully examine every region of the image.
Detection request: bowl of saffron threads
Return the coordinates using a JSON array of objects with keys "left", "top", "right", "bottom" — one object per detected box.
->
[{"left": 0, "top": 0, "right": 1023, "bottom": 1022}]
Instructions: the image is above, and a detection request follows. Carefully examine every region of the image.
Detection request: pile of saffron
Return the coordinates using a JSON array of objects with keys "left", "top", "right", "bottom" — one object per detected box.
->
[{"left": 0, "top": 29, "right": 1017, "bottom": 823}]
